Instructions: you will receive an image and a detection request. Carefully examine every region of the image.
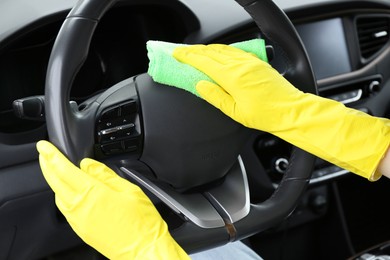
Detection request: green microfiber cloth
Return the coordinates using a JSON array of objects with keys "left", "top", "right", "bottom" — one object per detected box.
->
[{"left": 146, "top": 39, "right": 268, "bottom": 96}]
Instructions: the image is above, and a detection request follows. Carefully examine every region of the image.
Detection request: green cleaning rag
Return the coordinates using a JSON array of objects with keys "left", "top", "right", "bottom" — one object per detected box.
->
[{"left": 146, "top": 39, "right": 268, "bottom": 96}]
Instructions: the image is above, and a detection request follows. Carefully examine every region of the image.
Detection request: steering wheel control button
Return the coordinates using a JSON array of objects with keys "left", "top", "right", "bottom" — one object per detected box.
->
[
  {"left": 117, "top": 128, "right": 134, "bottom": 138},
  {"left": 124, "top": 140, "right": 138, "bottom": 152},
  {"left": 100, "top": 107, "right": 120, "bottom": 119},
  {"left": 99, "top": 123, "right": 135, "bottom": 136},
  {"left": 101, "top": 142, "right": 123, "bottom": 154},
  {"left": 121, "top": 102, "right": 137, "bottom": 114},
  {"left": 96, "top": 101, "right": 141, "bottom": 156}
]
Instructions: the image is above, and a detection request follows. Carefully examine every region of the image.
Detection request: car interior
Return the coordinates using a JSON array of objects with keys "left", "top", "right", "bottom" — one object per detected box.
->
[{"left": 0, "top": 0, "right": 390, "bottom": 259}]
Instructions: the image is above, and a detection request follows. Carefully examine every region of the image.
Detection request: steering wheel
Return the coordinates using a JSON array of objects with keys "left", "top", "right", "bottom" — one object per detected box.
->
[{"left": 45, "top": 0, "right": 317, "bottom": 253}]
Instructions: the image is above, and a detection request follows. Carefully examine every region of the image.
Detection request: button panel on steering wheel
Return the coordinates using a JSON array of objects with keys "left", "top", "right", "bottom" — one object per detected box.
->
[{"left": 96, "top": 100, "right": 141, "bottom": 156}]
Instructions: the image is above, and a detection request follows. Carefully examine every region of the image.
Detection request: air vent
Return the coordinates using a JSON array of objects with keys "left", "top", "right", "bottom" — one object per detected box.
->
[{"left": 356, "top": 16, "right": 390, "bottom": 60}]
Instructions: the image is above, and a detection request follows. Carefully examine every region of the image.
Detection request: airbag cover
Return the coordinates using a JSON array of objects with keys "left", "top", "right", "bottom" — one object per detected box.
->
[{"left": 136, "top": 74, "right": 251, "bottom": 190}]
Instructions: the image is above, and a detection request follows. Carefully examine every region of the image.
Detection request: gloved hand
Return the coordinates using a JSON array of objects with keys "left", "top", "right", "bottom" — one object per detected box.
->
[
  {"left": 173, "top": 44, "right": 390, "bottom": 180},
  {"left": 37, "top": 140, "right": 189, "bottom": 260}
]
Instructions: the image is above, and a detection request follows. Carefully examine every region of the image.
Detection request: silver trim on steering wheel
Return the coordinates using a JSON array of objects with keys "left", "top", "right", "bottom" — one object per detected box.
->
[{"left": 120, "top": 155, "right": 250, "bottom": 229}]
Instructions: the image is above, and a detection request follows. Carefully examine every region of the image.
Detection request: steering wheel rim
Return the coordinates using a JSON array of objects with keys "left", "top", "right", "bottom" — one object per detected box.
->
[{"left": 45, "top": 0, "right": 317, "bottom": 253}]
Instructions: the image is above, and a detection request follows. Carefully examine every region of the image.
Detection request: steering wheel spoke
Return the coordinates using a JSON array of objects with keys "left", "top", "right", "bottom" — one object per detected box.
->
[{"left": 92, "top": 78, "right": 142, "bottom": 160}]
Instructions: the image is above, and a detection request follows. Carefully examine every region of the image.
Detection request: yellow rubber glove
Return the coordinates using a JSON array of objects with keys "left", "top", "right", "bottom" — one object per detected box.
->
[
  {"left": 173, "top": 44, "right": 390, "bottom": 180},
  {"left": 36, "top": 140, "right": 189, "bottom": 260}
]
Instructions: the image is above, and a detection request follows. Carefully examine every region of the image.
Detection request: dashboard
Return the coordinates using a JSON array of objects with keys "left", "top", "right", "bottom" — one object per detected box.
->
[{"left": 0, "top": 0, "right": 390, "bottom": 259}]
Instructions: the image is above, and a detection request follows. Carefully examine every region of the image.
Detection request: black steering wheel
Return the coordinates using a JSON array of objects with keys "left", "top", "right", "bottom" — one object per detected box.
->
[{"left": 45, "top": 0, "right": 317, "bottom": 253}]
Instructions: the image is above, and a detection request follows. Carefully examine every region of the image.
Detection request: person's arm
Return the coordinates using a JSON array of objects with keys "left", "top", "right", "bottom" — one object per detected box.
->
[
  {"left": 37, "top": 140, "right": 190, "bottom": 260},
  {"left": 173, "top": 44, "right": 390, "bottom": 181},
  {"left": 377, "top": 147, "right": 390, "bottom": 179}
]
